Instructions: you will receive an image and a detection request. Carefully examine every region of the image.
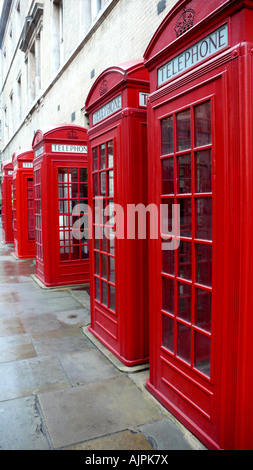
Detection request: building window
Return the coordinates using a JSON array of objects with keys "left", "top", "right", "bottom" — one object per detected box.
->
[{"left": 52, "top": 0, "right": 64, "bottom": 72}]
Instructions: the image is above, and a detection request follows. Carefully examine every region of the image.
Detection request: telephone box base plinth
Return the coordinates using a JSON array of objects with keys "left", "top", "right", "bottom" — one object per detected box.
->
[
  {"left": 84, "top": 326, "right": 149, "bottom": 373},
  {"left": 31, "top": 274, "right": 89, "bottom": 291},
  {"left": 87, "top": 325, "right": 149, "bottom": 369}
]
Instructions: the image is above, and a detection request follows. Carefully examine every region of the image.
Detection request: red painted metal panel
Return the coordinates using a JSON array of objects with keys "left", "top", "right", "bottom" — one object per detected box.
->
[
  {"left": 12, "top": 149, "right": 35, "bottom": 259},
  {"left": 1, "top": 161, "right": 14, "bottom": 244},
  {"left": 144, "top": 0, "right": 253, "bottom": 451},
  {"left": 85, "top": 61, "right": 150, "bottom": 366},
  {"left": 32, "top": 124, "right": 89, "bottom": 287}
]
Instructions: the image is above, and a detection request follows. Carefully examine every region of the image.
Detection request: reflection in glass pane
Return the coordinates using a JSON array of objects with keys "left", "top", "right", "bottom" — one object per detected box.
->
[
  {"left": 69, "top": 184, "right": 78, "bottom": 199},
  {"left": 178, "top": 282, "right": 191, "bottom": 322},
  {"left": 194, "top": 331, "right": 211, "bottom": 377},
  {"left": 69, "top": 168, "right": 78, "bottom": 183},
  {"left": 195, "top": 150, "right": 212, "bottom": 193},
  {"left": 162, "top": 247, "right": 175, "bottom": 275},
  {"left": 100, "top": 144, "right": 106, "bottom": 169},
  {"left": 162, "top": 158, "right": 174, "bottom": 195},
  {"left": 109, "top": 285, "right": 115, "bottom": 311},
  {"left": 81, "top": 244, "right": 89, "bottom": 259},
  {"left": 196, "top": 244, "right": 212, "bottom": 287},
  {"left": 195, "top": 288, "right": 212, "bottom": 333},
  {"left": 95, "top": 278, "right": 100, "bottom": 301},
  {"left": 179, "top": 198, "right": 192, "bottom": 238},
  {"left": 95, "top": 252, "right": 100, "bottom": 276},
  {"left": 162, "top": 276, "right": 174, "bottom": 314},
  {"left": 100, "top": 172, "right": 106, "bottom": 196},
  {"left": 177, "top": 154, "right": 191, "bottom": 193},
  {"left": 58, "top": 168, "right": 68, "bottom": 183},
  {"left": 162, "top": 315, "right": 174, "bottom": 352},
  {"left": 178, "top": 241, "right": 192, "bottom": 280},
  {"left": 177, "top": 323, "right": 191, "bottom": 364},
  {"left": 108, "top": 141, "right": 114, "bottom": 167},
  {"left": 196, "top": 198, "right": 212, "bottom": 240},
  {"left": 93, "top": 147, "right": 98, "bottom": 171},
  {"left": 93, "top": 174, "right": 98, "bottom": 196},
  {"left": 101, "top": 254, "right": 107, "bottom": 279},
  {"left": 109, "top": 256, "right": 115, "bottom": 283},
  {"left": 108, "top": 170, "right": 114, "bottom": 197},
  {"left": 177, "top": 109, "right": 191, "bottom": 151},
  {"left": 80, "top": 168, "right": 88, "bottom": 183},
  {"left": 161, "top": 116, "right": 174, "bottom": 155},
  {"left": 195, "top": 101, "right": 211, "bottom": 147},
  {"left": 59, "top": 185, "right": 68, "bottom": 199},
  {"left": 102, "top": 281, "right": 107, "bottom": 306}
]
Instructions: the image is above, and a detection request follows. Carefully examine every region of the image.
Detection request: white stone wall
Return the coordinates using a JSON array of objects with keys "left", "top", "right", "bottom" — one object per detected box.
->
[{"left": 0, "top": 0, "right": 177, "bottom": 162}]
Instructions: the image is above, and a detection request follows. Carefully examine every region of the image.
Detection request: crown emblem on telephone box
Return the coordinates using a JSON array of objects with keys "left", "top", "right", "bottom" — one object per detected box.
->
[
  {"left": 174, "top": 8, "right": 195, "bottom": 37},
  {"left": 67, "top": 130, "right": 78, "bottom": 140}
]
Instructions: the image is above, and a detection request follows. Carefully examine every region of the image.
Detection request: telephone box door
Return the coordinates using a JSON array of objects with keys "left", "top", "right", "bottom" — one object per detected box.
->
[{"left": 147, "top": 76, "right": 225, "bottom": 449}]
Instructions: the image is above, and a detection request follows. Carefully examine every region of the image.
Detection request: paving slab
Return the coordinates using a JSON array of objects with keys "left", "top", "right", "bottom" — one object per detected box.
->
[
  {"left": 31, "top": 327, "right": 95, "bottom": 356},
  {"left": 11, "top": 296, "right": 82, "bottom": 316},
  {"left": 0, "top": 396, "right": 51, "bottom": 450},
  {"left": 0, "top": 333, "right": 36, "bottom": 363},
  {"left": 64, "top": 430, "right": 153, "bottom": 450},
  {"left": 58, "top": 349, "right": 122, "bottom": 386},
  {"left": 0, "top": 317, "right": 25, "bottom": 336},
  {"left": 0, "top": 355, "right": 71, "bottom": 401},
  {"left": 139, "top": 419, "right": 205, "bottom": 450},
  {"left": 18, "top": 312, "right": 61, "bottom": 335},
  {"left": 53, "top": 308, "right": 90, "bottom": 328},
  {"left": 38, "top": 375, "right": 165, "bottom": 449}
]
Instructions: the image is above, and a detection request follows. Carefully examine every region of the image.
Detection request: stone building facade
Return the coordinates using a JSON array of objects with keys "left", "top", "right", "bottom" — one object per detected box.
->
[{"left": 0, "top": 0, "right": 177, "bottom": 164}]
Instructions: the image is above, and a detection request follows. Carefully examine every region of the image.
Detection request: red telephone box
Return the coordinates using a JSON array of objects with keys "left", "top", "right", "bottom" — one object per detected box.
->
[
  {"left": 32, "top": 124, "right": 89, "bottom": 287},
  {"left": 144, "top": 0, "right": 253, "bottom": 450},
  {"left": 85, "top": 60, "right": 150, "bottom": 366},
  {"left": 12, "top": 149, "right": 35, "bottom": 259},
  {"left": 1, "top": 161, "right": 14, "bottom": 244}
]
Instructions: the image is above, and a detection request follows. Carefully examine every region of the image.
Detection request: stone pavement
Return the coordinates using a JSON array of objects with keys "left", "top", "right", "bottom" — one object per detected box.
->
[{"left": 0, "top": 219, "right": 206, "bottom": 451}]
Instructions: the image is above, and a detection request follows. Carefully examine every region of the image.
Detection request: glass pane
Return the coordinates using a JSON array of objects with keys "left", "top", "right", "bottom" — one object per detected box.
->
[
  {"left": 161, "top": 158, "right": 174, "bottom": 195},
  {"left": 195, "top": 288, "right": 212, "bottom": 333},
  {"left": 58, "top": 168, "right": 68, "bottom": 183},
  {"left": 162, "top": 276, "right": 174, "bottom": 314},
  {"left": 59, "top": 185, "right": 68, "bottom": 199},
  {"left": 177, "top": 282, "right": 191, "bottom": 322},
  {"left": 108, "top": 141, "right": 114, "bottom": 167},
  {"left": 194, "top": 331, "right": 211, "bottom": 377},
  {"left": 109, "top": 285, "right": 115, "bottom": 312},
  {"left": 95, "top": 278, "right": 100, "bottom": 301},
  {"left": 196, "top": 244, "right": 212, "bottom": 287},
  {"left": 177, "top": 154, "right": 191, "bottom": 194},
  {"left": 196, "top": 198, "right": 212, "bottom": 240},
  {"left": 161, "top": 116, "right": 174, "bottom": 155},
  {"left": 81, "top": 244, "right": 89, "bottom": 259},
  {"left": 195, "top": 150, "right": 212, "bottom": 193},
  {"left": 162, "top": 314, "right": 174, "bottom": 352},
  {"left": 80, "top": 168, "right": 88, "bottom": 183},
  {"left": 179, "top": 198, "right": 192, "bottom": 238},
  {"left": 69, "top": 168, "right": 78, "bottom": 183},
  {"left": 178, "top": 241, "right": 192, "bottom": 280},
  {"left": 102, "top": 281, "right": 107, "bottom": 306},
  {"left": 95, "top": 252, "right": 100, "bottom": 276},
  {"left": 69, "top": 184, "right": 79, "bottom": 199},
  {"left": 177, "top": 323, "right": 191, "bottom": 364},
  {"left": 93, "top": 147, "right": 98, "bottom": 171},
  {"left": 100, "top": 172, "right": 106, "bottom": 196},
  {"left": 100, "top": 144, "right": 106, "bottom": 169},
  {"left": 162, "top": 246, "right": 175, "bottom": 275},
  {"left": 101, "top": 254, "right": 107, "bottom": 279},
  {"left": 109, "top": 256, "right": 115, "bottom": 283},
  {"left": 195, "top": 101, "right": 211, "bottom": 147},
  {"left": 108, "top": 170, "right": 114, "bottom": 197},
  {"left": 177, "top": 109, "right": 191, "bottom": 151},
  {"left": 109, "top": 228, "right": 115, "bottom": 254}
]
